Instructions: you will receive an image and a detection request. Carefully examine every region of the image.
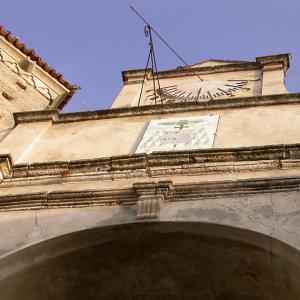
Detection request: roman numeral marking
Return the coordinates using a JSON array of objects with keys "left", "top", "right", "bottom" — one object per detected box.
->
[
  {"left": 218, "top": 88, "right": 232, "bottom": 96},
  {"left": 207, "top": 91, "right": 213, "bottom": 100},
  {"left": 228, "top": 80, "right": 248, "bottom": 82},
  {"left": 163, "top": 88, "right": 178, "bottom": 93},
  {"left": 196, "top": 88, "right": 201, "bottom": 101},
  {"left": 225, "top": 84, "right": 243, "bottom": 88},
  {"left": 185, "top": 92, "right": 192, "bottom": 102}
]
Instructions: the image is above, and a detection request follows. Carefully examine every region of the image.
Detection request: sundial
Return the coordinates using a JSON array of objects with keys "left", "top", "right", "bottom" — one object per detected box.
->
[
  {"left": 130, "top": 6, "right": 251, "bottom": 154},
  {"left": 145, "top": 78, "right": 260, "bottom": 104},
  {"left": 130, "top": 6, "right": 260, "bottom": 106}
]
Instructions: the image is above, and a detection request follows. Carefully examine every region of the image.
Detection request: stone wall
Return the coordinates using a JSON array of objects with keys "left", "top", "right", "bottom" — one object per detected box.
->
[{"left": 1, "top": 95, "right": 300, "bottom": 163}]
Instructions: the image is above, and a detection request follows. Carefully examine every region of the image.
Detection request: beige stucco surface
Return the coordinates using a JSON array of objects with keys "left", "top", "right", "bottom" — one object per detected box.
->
[
  {"left": 262, "top": 67, "right": 286, "bottom": 95},
  {"left": 0, "top": 121, "right": 51, "bottom": 163},
  {"left": 0, "top": 189, "right": 299, "bottom": 261},
  {"left": 0, "top": 103, "right": 298, "bottom": 164}
]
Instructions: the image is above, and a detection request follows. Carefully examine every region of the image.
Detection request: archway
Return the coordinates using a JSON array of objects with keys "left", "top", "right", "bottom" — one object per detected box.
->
[{"left": 0, "top": 222, "right": 299, "bottom": 299}]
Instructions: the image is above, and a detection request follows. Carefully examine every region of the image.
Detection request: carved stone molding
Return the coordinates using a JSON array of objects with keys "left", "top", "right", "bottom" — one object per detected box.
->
[
  {"left": 0, "top": 176, "right": 299, "bottom": 212},
  {"left": 133, "top": 181, "right": 174, "bottom": 219},
  {"left": 122, "top": 54, "right": 290, "bottom": 84},
  {"left": 1, "top": 144, "right": 300, "bottom": 188},
  {"left": 136, "top": 195, "right": 163, "bottom": 219},
  {"left": 0, "top": 155, "right": 12, "bottom": 182}
]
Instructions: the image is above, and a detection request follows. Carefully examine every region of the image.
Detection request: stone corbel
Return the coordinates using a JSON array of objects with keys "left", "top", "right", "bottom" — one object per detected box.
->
[
  {"left": 133, "top": 181, "right": 174, "bottom": 219},
  {"left": 0, "top": 155, "right": 13, "bottom": 182}
]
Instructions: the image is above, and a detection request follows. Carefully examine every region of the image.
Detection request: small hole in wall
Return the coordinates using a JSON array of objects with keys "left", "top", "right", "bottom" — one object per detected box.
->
[
  {"left": 2, "top": 91, "right": 15, "bottom": 101},
  {"left": 16, "top": 80, "right": 27, "bottom": 90}
]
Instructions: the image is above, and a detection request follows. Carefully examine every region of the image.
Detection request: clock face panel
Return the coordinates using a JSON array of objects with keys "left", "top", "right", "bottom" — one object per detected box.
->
[{"left": 145, "top": 76, "right": 261, "bottom": 104}]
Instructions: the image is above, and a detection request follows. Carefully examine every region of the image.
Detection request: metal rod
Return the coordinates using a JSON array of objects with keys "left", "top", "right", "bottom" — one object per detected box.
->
[
  {"left": 138, "top": 49, "right": 151, "bottom": 106},
  {"left": 130, "top": 5, "right": 203, "bottom": 81},
  {"left": 151, "top": 43, "right": 164, "bottom": 104},
  {"left": 149, "top": 27, "right": 164, "bottom": 105},
  {"left": 149, "top": 44, "right": 157, "bottom": 105}
]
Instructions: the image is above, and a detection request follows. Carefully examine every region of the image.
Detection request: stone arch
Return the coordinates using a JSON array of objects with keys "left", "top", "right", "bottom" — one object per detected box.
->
[{"left": 0, "top": 221, "right": 300, "bottom": 299}]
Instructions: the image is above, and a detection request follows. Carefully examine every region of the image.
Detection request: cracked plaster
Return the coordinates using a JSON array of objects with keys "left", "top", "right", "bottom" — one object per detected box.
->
[{"left": 0, "top": 191, "right": 300, "bottom": 260}]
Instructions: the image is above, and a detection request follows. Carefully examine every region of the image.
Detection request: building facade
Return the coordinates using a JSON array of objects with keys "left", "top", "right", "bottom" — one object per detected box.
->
[{"left": 0, "top": 25, "right": 300, "bottom": 299}]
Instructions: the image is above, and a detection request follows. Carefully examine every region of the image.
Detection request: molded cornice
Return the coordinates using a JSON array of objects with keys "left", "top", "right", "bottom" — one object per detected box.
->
[
  {"left": 1, "top": 144, "right": 300, "bottom": 188},
  {"left": 122, "top": 54, "right": 290, "bottom": 83},
  {"left": 13, "top": 92, "right": 300, "bottom": 126},
  {"left": 0, "top": 176, "right": 299, "bottom": 212}
]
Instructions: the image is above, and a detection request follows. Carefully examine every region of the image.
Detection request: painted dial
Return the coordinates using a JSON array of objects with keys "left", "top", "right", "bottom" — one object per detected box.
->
[{"left": 146, "top": 79, "right": 259, "bottom": 104}]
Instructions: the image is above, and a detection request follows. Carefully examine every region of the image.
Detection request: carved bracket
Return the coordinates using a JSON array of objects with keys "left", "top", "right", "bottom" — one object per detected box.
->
[
  {"left": 133, "top": 181, "right": 174, "bottom": 219},
  {"left": 0, "top": 155, "right": 13, "bottom": 182}
]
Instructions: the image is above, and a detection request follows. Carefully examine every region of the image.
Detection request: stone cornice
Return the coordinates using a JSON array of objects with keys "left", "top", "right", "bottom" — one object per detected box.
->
[
  {"left": 122, "top": 63, "right": 259, "bottom": 84},
  {"left": 1, "top": 144, "right": 300, "bottom": 187},
  {"left": 13, "top": 92, "right": 300, "bottom": 126},
  {"left": 122, "top": 54, "right": 290, "bottom": 83},
  {"left": 256, "top": 54, "right": 290, "bottom": 71},
  {"left": 0, "top": 175, "right": 299, "bottom": 212}
]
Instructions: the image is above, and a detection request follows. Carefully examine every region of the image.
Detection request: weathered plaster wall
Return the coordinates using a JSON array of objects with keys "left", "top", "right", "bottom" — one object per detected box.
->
[
  {"left": 0, "top": 190, "right": 299, "bottom": 260},
  {"left": 262, "top": 66, "right": 286, "bottom": 95},
  {"left": 1, "top": 103, "right": 299, "bottom": 163}
]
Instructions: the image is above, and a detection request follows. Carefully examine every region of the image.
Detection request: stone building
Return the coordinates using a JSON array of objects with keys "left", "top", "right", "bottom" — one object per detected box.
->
[{"left": 0, "top": 24, "right": 300, "bottom": 299}]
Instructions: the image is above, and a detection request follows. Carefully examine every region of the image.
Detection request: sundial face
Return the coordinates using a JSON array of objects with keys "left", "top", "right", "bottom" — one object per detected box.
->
[{"left": 145, "top": 77, "right": 260, "bottom": 104}]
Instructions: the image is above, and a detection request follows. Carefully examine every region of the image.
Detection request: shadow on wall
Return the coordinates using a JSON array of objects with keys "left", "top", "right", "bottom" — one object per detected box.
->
[{"left": 0, "top": 222, "right": 299, "bottom": 300}]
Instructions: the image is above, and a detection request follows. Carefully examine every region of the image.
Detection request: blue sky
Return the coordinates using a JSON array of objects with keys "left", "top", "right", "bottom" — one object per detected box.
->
[{"left": 1, "top": 0, "right": 300, "bottom": 112}]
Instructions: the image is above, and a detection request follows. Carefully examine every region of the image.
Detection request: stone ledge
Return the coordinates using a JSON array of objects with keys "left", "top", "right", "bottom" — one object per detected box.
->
[
  {"left": 0, "top": 154, "right": 13, "bottom": 180},
  {"left": 13, "top": 93, "right": 300, "bottom": 125},
  {"left": 0, "top": 176, "right": 299, "bottom": 212},
  {"left": 122, "top": 62, "right": 259, "bottom": 83},
  {"left": 1, "top": 144, "right": 300, "bottom": 187},
  {"left": 122, "top": 54, "right": 290, "bottom": 83},
  {"left": 8, "top": 143, "right": 300, "bottom": 176},
  {"left": 173, "top": 177, "right": 300, "bottom": 201}
]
